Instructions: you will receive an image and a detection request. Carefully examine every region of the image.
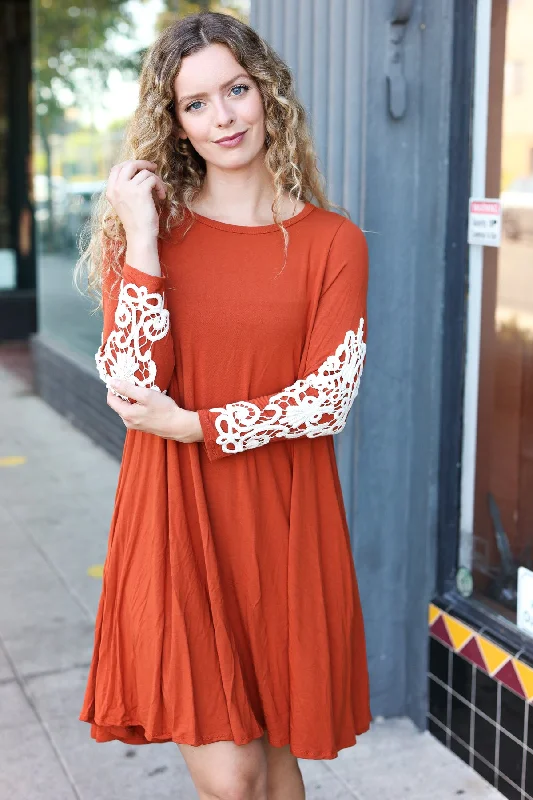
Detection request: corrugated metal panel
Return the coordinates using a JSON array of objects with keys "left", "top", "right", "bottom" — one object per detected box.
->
[{"left": 252, "top": 0, "right": 364, "bottom": 218}]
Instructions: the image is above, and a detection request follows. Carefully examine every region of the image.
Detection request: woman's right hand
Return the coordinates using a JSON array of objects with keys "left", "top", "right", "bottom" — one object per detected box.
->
[{"left": 105, "top": 160, "right": 167, "bottom": 242}]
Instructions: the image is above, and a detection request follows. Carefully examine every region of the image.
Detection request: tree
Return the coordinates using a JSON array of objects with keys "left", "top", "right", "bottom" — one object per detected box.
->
[{"left": 34, "top": 0, "right": 139, "bottom": 247}]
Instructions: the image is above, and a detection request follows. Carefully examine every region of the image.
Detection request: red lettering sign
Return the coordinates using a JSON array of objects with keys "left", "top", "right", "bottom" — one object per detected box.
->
[{"left": 470, "top": 201, "right": 500, "bottom": 215}]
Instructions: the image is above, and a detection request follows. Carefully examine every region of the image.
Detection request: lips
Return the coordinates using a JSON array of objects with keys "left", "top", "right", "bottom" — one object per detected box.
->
[{"left": 215, "top": 131, "right": 246, "bottom": 143}]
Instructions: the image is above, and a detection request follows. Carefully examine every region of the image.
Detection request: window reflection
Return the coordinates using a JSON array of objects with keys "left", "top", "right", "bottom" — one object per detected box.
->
[
  {"left": 471, "top": 0, "right": 533, "bottom": 626},
  {"left": 33, "top": 0, "right": 250, "bottom": 357}
]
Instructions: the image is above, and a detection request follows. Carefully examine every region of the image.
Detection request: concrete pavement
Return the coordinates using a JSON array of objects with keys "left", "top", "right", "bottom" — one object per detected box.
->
[{"left": 0, "top": 356, "right": 501, "bottom": 800}]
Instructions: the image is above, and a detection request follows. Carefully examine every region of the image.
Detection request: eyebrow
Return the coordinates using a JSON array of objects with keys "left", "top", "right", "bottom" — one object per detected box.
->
[{"left": 177, "top": 73, "right": 250, "bottom": 106}]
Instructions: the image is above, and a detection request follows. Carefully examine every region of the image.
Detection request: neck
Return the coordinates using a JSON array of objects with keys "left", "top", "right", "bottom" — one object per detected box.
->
[{"left": 195, "top": 157, "right": 279, "bottom": 224}]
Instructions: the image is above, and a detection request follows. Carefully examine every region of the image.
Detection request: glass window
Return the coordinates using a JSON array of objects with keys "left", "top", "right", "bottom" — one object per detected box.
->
[
  {"left": 461, "top": 0, "right": 533, "bottom": 628},
  {"left": 1, "top": 3, "right": 32, "bottom": 295},
  {"left": 32, "top": 0, "right": 250, "bottom": 359}
]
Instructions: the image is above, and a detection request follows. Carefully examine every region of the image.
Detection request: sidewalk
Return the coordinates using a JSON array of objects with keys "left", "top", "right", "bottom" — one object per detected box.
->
[{"left": 0, "top": 356, "right": 501, "bottom": 800}]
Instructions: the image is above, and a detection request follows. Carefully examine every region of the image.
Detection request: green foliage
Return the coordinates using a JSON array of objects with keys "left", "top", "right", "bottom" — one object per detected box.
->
[{"left": 35, "top": 0, "right": 140, "bottom": 136}]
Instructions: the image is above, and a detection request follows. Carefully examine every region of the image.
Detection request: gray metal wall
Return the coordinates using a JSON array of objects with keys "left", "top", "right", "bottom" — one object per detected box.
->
[{"left": 250, "top": 0, "right": 454, "bottom": 724}]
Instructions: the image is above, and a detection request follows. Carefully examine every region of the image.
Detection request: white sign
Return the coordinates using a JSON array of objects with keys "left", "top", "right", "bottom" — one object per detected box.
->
[
  {"left": 467, "top": 198, "right": 502, "bottom": 247},
  {"left": 517, "top": 567, "right": 533, "bottom": 638},
  {"left": 0, "top": 249, "right": 15, "bottom": 290}
]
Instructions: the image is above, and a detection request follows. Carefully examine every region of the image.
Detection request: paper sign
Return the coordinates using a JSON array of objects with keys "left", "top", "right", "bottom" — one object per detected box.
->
[
  {"left": 0, "top": 248, "right": 15, "bottom": 290},
  {"left": 517, "top": 567, "right": 533, "bottom": 638},
  {"left": 467, "top": 198, "right": 502, "bottom": 247}
]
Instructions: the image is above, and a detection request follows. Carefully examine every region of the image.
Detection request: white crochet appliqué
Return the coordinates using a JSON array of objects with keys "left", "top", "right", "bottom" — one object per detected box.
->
[
  {"left": 95, "top": 280, "right": 170, "bottom": 399},
  {"left": 210, "top": 318, "right": 366, "bottom": 454}
]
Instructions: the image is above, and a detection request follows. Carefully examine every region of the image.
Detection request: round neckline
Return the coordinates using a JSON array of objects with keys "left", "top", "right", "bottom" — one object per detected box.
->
[{"left": 189, "top": 201, "right": 316, "bottom": 234}]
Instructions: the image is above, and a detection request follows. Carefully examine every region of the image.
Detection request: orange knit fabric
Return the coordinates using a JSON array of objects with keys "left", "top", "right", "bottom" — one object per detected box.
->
[{"left": 79, "top": 201, "right": 372, "bottom": 759}]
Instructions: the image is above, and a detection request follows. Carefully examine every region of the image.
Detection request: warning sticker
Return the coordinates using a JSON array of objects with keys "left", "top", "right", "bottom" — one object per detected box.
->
[{"left": 467, "top": 198, "right": 502, "bottom": 247}]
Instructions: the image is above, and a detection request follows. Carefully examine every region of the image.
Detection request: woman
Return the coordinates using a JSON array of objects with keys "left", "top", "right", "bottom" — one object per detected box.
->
[{"left": 77, "top": 11, "right": 372, "bottom": 800}]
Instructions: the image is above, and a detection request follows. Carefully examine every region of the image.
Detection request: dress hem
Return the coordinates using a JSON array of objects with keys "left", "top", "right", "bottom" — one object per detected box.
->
[{"left": 79, "top": 712, "right": 373, "bottom": 760}]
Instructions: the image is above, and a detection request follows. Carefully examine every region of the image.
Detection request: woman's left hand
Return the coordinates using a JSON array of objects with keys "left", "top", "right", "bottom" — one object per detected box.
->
[{"left": 106, "top": 379, "right": 203, "bottom": 444}]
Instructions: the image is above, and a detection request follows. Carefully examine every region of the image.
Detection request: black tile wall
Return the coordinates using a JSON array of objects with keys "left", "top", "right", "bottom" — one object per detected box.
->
[
  {"left": 473, "top": 711, "right": 497, "bottom": 765},
  {"left": 526, "top": 705, "right": 533, "bottom": 752},
  {"left": 450, "top": 693, "right": 472, "bottom": 746},
  {"left": 428, "top": 633, "right": 533, "bottom": 799},
  {"left": 450, "top": 733, "right": 470, "bottom": 765},
  {"left": 474, "top": 754, "right": 496, "bottom": 787},
  {"left": 475, "top": 668, "right": 498, "bottom": 722},
  {"left": 497, "top": 773, "right": 522, "bottom": 800},
  {"left": 525, "top": 750, "right": 533, "bottom": 797},
  {"left": 452, "top": 650, "right": 474, "bottom": 702},
  {"left": 501, "top": 684, "right": 526, "bottom": 742},
  {"left": 429, "top": 636, "right": 450, "bottom": 684},
  {"left": 499, "top": 730, "right": 524, "bottom": 789},
  {"left": 429, "top": 676, "right": 449, "bottom": 728},
  {"left": 428, "top": 715, "right": 447, "bottom": 746}
]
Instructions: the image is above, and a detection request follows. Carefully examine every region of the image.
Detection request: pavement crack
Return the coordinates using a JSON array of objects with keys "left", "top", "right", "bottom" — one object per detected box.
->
[
  {"left": 22, "top": 661, "right": 92, "bottom": 684},
  {"left": 3, "top": 505, "right": 97, "bottom": 624},
  {"left": 0, "top": 635, "right": 83, "bottom": 800}
]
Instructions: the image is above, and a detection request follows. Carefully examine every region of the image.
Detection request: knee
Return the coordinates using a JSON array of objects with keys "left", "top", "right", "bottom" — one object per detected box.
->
[{"left": 201, "top": 773, "right": 267, "bottom": 800}]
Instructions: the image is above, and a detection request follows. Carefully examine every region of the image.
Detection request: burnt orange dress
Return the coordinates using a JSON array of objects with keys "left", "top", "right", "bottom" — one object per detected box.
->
[{"left": 79, "top": 201, "right": 372, "bottom": 759}]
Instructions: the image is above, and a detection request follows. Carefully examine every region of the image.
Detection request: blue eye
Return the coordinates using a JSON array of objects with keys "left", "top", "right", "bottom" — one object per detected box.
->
[
  {"left": 185, "top": 84, "right": 250, "bottom": 112},
  {"left": 231, "top": 84, "right": 249, "bottom": 97}
]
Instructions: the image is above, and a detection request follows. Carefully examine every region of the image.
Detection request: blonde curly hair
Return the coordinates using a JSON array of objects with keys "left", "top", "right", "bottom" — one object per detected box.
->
[{"left": 74, "top": 10, "right": 348, "bottom": 307}]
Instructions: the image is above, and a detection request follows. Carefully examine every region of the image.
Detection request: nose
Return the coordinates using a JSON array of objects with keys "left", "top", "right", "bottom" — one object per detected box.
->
[{"left": 213, "top": 97, "right": 235, "bottom": 129}]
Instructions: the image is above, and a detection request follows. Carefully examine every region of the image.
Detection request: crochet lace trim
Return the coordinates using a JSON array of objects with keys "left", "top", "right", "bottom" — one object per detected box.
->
[
  {"left": 210, "top": 318, "right": 366, "bottom": 454},
  {"left": 95, "top": 280, "right": 170, "bottom": 398}
]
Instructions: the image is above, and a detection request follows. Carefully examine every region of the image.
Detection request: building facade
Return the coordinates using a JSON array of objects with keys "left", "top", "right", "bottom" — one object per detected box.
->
[{"left": 1, "top": 0, "right": 532, "bottom": 796}]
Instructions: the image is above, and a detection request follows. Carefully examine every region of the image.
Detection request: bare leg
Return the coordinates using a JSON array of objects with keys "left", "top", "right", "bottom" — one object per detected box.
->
[
  {"left": 261, "top": 733, "right": 306, "bottom": 800},
  {"left": 177, "top": 736, "right": 268, "bottom": 800}
]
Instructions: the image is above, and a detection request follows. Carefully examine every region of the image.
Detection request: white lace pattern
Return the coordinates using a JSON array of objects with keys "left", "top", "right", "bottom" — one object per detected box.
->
[
  {"left": 95, "top": 280, "right": 170, "bottom": 398},
  {"left": 210, "top": 318, "right": 366, "bottom": 454}
]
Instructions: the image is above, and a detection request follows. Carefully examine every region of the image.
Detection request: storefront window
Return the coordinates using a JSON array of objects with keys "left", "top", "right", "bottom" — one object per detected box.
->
[
  {"left": 462, "top": 0, "right": 533, "bottom": 628},
  {"left": 1, "top": 1, "right": 32, "bottom": 298},
  {"left": 32, "top": 0, "right": 250, "bottom": 359}
]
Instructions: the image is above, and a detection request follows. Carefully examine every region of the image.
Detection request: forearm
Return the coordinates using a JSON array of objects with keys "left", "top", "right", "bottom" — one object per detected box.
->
[
  {"left": 175, "top": 410, "right": 204, "bottom": 444},
  {"left": 125, "top": 234, "right": 161, "bottom": 277},
  {"left": 104, "top": 379, "right": 205, "bottom": 442}
]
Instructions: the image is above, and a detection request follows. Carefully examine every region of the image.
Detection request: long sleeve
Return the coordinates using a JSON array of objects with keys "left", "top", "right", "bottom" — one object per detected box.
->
[
  {"left": 198, "top": 218, "right": 368, "bottom": 462},
  {"left": 94, "top": 237, "right": 175, "bottom": 401}
]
